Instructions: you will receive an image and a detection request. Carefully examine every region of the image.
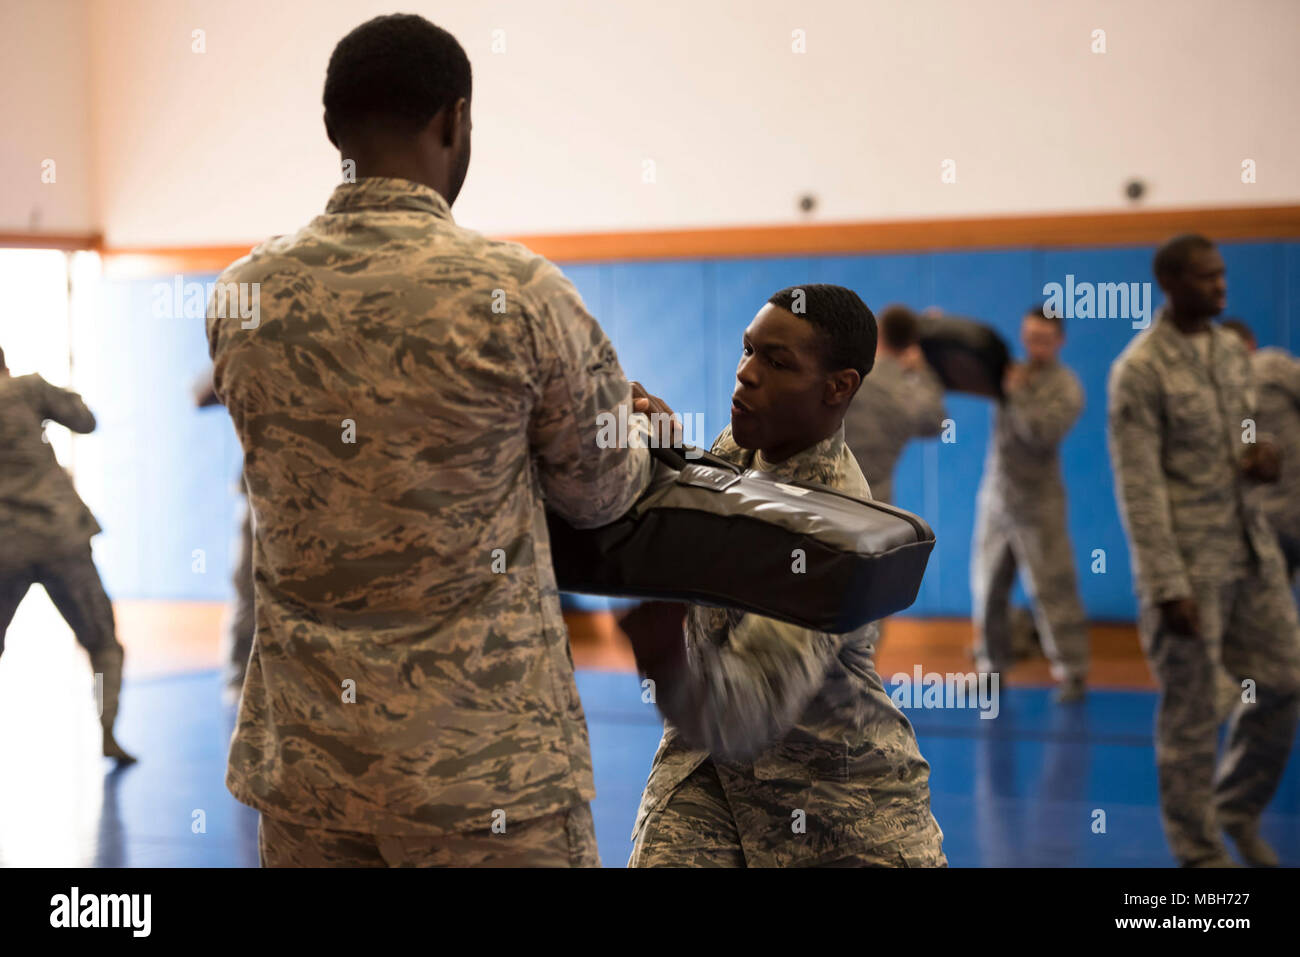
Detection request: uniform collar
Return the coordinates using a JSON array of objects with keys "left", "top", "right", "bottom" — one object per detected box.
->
[
  {"left": 711, "top": 422, "right": 848, "bottom": 489},
  {"left": 753, "top": 423, "right": 847, "bottom": 484},
  {"left": 325, "top": 177, "right": 454, "bottom": 222},
  {"left": 1152, "top": 305, "right": 1216, "bottom": 363}
]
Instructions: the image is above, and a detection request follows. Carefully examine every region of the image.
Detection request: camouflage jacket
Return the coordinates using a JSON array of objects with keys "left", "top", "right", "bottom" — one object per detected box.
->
[
  {"left": 631, "top": 423, "right": 942, "bottom": 866},
  {"left": 979, "top": 359, "right": 1083, "bottom": 515},
  {"left": 1108, "top": 309, "right": 1273, "bottom": 605},
  {"left": 843, "top": 354, "right": 946, "bottom": 504},
  {"left": 0, "top": 373, "right": 100, "bottom": 569},
  {"left": 1248, "top": 347, "right": 1300, "bottom": 540},
  {"left": 207, "top": 177, "right": 651, "bottom": 835}
]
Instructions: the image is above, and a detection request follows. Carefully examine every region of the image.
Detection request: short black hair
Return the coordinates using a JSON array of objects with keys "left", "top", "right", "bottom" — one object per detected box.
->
[
  {"left": 1219, "top": 317, "right": 1256, "bottom": 347},
  {"left": 1025, "top": 302, "right": 1064, "bottom": 335},
  {"left": 0, "top": 345, "right": 5, "bottom": 371},
  {"left": 323, "top": 14, "right": 472, "bottom": 143},
  {"left": 1153, "top": 233, "right": 1215, "bottom": 284},
  {"left": 767, "top": 284, "right": 877, "bottom": 379},
  {"left": 878, "top": 304, "right": 919, "bottom": 351}
]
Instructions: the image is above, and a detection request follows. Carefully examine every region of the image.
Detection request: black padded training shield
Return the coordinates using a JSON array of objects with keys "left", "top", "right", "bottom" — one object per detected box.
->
[
  {"left": 546, "top": 445, "right": 935, "bottom": 633},
  {"left": 918, "top": 314, "right": 1011, "bottom": 399}
]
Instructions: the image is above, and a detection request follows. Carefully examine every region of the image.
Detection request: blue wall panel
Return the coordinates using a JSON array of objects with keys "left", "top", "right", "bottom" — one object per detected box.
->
[
  {"left": 1285, "top": 243, "right": 1300, "bottom": 353},
  {"left": 924, "top": 250, "right": 1037, "bottom": 616},
  {"left": 1037, "top": 245, "right": 1155, "bottom": 619},
  {"left": 83, "top": 240, "right": 1299, "bottom": 619},
  {"left": 607, "top": 262, "right": 712, "bottom": 446},
  {"left": 76, "top": 273, "right": 242, "bottom": 601},
  {"left": 1219, "top": 241, "right": 1286, "bottom": 349},
  {"left": 560, "top": 264, "right": 606, "bottom": 325}
]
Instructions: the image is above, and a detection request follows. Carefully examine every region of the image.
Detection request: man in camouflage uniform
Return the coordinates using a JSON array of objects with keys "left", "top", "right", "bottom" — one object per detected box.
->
[
  {"left": 843, "top": 304, "right": 946, "bottom": 506},
  {"left": 627, "top": 285, "right": 946, "bottom": 867},
  {"left": 1219, "top": 319, "right": 1300, "bottom": 581},
  {"left": 971, "top": 306, "right": 1089, "bottom": 702},
  {"left": 207, "top": 15, "right": 650, "bottom": 867},
  {"left": 1108, "top": 235, "right": 1300, "bottom": 867},
  {"left": 0, "top": 346, "right": 135, "bottom": 764}
]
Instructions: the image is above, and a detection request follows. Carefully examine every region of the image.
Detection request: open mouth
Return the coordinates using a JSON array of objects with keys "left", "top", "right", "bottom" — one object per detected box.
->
[{"left": 731, "top": 395, "right": 753, "bottom": 415}]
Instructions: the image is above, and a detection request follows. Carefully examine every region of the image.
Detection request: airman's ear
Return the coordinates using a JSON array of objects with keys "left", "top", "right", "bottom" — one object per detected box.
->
[
  {"left": 432, "top": 97, "right": 470, "bottom": 150},
  {"left": 826, "top": 368, "right": 861, "bottom": 406}
]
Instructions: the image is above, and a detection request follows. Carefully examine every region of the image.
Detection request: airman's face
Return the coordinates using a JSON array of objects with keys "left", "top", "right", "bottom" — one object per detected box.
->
[
  {"left": 1163, "top": 246, "right": 1227, "bottom": 319},
  {"left": 730, "top": 304, "right": 833, "bottom": 458},
  {"left": 1021, "top": 316, "right": 1063, "bottom": 364}
]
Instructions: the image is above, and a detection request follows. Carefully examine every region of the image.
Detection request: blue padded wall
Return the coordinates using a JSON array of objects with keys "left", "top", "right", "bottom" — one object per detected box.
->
[
  {"left": 75, "top": 272, "right": 244, "bottom": 601},
  {"left": 83, "top": 241, "right": 1299, "bottom": 619}
]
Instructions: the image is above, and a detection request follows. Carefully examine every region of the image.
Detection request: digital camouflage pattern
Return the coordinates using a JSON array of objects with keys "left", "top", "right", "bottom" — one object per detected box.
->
[
  {"left": 0, "top": 547, "right": 123, "bottom": 726},
  {"left": 0, "top": 374, "right": 124, "bottom": 740},
  {"left": 629, "top": 423, "right": 946, "bottom": 867},
  {"left": 1135, "top": 568, "right": 1300, "bottom": 864},
  {"left": 971, "top": 360, "right": 1088, "bottom": 680},
  {"left": 1248, "top": 347, "right": 1300, "bottom": 556},
  {"left": 207, "top": 177, "right": 651, "bottom": 837},
  {"left": 259, "top": 802, "right": 600, "bottom": 867},
  {"left": 1107, "top": 311, "right": 1265, "bottom": 602},
  {"left": 842, "top": 353, "right": 946, "bottom": 505},
  {"left": 1109, "top": 309, "right": 1300, "bottom": 865},
  {"left": 0, "top": 373, "right": 101, "bottom": 567}
]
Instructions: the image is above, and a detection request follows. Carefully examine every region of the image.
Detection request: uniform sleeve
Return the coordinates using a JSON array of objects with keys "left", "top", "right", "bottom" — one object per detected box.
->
[
  {"left": 1107, "top": 360, "right": 1190, "bottom": 604},
  {"left": 522, "top": 261, "right": 652, "bottom": 528},
  {"left": 908, "top": 364, "right": 948, "bottom": 438},
  {"left": 1002, "top": 370, "right": 1082, "bottom": 450},
  {"left": 1260, "top": 351, "right": 1300, "bottom": 407},
  {"left": 637, "top": 610, "right": 844, "bottom": 762},
  {"left": 35, "top": 376, "right": 96, "bottom": 434}
]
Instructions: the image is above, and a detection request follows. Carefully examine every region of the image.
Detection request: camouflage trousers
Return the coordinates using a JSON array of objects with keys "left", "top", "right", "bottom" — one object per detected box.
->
[
  {"left": 258, "top": 803, "right": 601, "bottom": 867},
  {"left": 971, "top": 494, "right": 1089, "bottom": 681},
  {"left": 629, "top": 760, "right": 947, "bottom": 868},
  {"left": 220, "top": 497, "right": 255, "bottom": 688},
  {"left": 1277, "top": 528, "right": 1300, "bottom": 582},
  {"left": 0, "top": 545, "right": 124, "bottom": 731},
  {"left": 1138, "top": 556, "right": 1300, "bottom": 866}
]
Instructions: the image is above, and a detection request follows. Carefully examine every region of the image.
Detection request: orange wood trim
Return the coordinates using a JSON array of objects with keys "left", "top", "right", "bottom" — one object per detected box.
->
[
  {"left": 100, "top": 244, "right": 256, "bottom": 280},
  {"left": 96, "top": 204, "right": 1300, "bottom": 277},
  {"left": 0, "top": 232, "right": 102, "bottom": 252},
  {"left": 502, "top": 204, "right": 1300, "bottom": 262}
]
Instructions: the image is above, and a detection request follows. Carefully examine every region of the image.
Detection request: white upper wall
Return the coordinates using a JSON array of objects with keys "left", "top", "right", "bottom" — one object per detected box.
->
[
  {"left": 13, "top": 0, "right": 1300, "bottom": 245},
  {"left": 0, "top": 0, "right": 93, "bottom": 234}
]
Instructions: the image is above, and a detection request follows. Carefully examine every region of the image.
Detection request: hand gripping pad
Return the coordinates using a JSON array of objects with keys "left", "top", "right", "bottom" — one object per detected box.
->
[{"left": 546, "top": 445, "right": 934, "bottom": 633}]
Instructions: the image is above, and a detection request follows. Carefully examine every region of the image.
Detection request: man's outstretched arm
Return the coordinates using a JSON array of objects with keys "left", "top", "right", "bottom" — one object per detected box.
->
[{"left": 36, "top": 376, "right": 96, "bottom": 434}]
